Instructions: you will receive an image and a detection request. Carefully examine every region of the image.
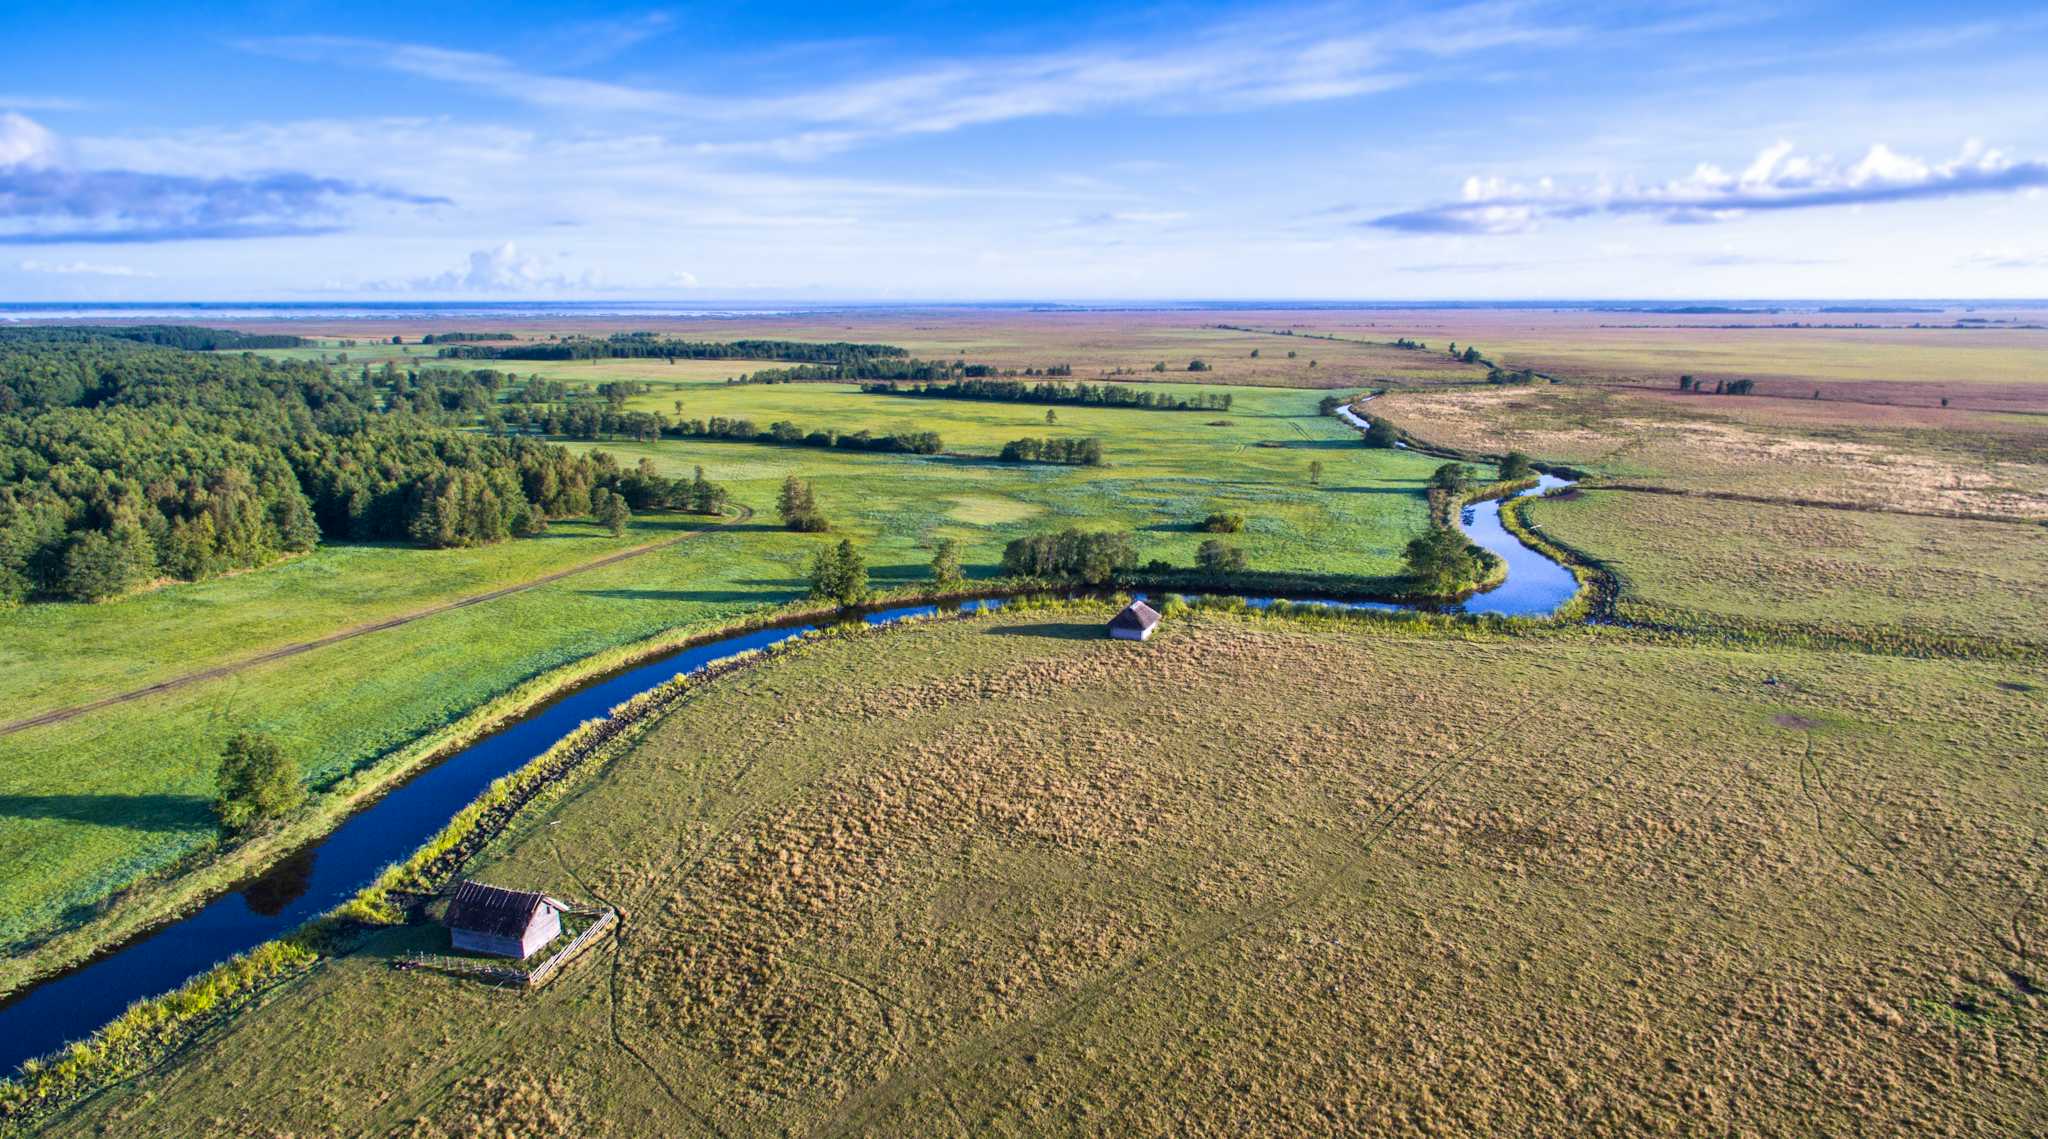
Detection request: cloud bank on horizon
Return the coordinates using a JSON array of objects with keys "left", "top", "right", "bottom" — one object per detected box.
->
[{"left": 2, "top": 0, "right": 2045, "bottom": 300}]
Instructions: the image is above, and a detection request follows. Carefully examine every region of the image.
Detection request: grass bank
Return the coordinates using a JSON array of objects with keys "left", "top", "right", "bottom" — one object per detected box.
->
[{"left": 24, "top": 607, "right": 2045, "bottom": 1136}]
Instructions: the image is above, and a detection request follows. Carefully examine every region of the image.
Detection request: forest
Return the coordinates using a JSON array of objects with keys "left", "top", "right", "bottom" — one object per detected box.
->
[{"left": 0, "top": 329, "right": 704, "bottom": 605}]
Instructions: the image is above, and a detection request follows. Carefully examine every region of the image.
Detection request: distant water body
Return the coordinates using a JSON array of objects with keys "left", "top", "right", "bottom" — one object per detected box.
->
[{"left": 0, "top": 301, "right": 821, "bottom": 322}]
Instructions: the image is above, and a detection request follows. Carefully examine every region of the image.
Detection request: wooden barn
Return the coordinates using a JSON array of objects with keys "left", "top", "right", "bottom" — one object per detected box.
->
[
  {"left": 443, "top": 881, "right": 567, "bottom": 960},
  {"left": 1108, "top": 599, "right": 1162, "bottom": 641}
]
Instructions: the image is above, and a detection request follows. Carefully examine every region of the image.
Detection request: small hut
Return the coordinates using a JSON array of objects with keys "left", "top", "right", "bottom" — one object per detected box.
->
[
  {"left": 1108, "top": 599, "right": 1162, "bottom": 641},
  {"left": 443, "top": 880, "right": 566, "bottom": 960}
]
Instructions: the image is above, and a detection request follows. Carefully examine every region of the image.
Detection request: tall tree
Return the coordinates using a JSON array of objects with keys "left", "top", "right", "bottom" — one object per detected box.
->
[{"left": 930, "top": 538, "right": 964, "bottom": 589}]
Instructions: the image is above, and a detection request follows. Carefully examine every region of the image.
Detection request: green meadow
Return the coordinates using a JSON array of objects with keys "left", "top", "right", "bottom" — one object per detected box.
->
[{"left": 0, "top": 380, "right": 1438, "bottom": 988}]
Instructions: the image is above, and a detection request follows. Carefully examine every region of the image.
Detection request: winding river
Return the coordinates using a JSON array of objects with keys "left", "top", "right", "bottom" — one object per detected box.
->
[{"left": 0, "top": 430, "right": 1578, "bottom": 1076}]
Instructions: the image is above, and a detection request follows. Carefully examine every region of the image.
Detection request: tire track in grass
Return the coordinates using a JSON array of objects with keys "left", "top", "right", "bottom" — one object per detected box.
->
[
  {"left": 818, "top": 697, "right": 1541, "bottom": 1137},
  {"left": 1, "top": 505, "right": 753, "bottom": 737}
]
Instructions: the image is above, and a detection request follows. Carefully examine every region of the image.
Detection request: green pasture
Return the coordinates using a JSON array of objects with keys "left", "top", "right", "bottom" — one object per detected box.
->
[{"left": 0, "top": 382, "right": 1436, "bottom": 972}]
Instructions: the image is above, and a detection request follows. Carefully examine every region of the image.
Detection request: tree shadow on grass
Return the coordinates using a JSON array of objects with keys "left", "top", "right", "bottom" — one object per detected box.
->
[
  {"left": 983, "top": 621, "right": 1104, "bottom": 641},
  {"left": 0, "top": 793, "right": 211, "bottom": 832}
]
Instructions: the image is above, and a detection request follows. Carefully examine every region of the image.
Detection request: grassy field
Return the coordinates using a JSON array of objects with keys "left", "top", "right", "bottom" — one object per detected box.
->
[
  {"left": 1372, "top": 383, "right": 2048, "bottom": 518},
  {"left": 1525, "top": 490, "right": 2048, "bottom": 650},
  {"left": 0, "top": 381, "right": 1440, "bottom": 986},
  {"left": 49, "top": 608, "right": 2048, "bottom": 1135},
  {"left": 253, "top": 309, "right": 1495, "bottom": 389}
]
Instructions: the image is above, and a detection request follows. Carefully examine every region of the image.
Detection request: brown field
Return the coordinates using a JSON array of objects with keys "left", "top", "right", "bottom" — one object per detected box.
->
[
  {"left": 49, "top": 611, "right": 2048, "bottom": 1136},
  {"left": 1526, "top": 490, "right": 2048, "bottom": 649},
  {"left": 238, "top": 309, "right": 1497, "bottom": 389},
  {"left": 1373, "top": 383, "right": 2048, "bottom": 518}
]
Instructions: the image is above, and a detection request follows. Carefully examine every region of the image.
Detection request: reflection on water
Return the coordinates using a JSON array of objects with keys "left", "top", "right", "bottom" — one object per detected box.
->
[{"left": 238, "top": 848, "right": 317, "bottom": 917}]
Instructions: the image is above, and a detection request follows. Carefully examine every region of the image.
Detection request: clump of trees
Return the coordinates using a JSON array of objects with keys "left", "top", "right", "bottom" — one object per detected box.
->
[
  {"left": 214, "top": 731, "right": 303, "bottom": 833},
  {"left": 1499, "top": 452, "right": 1536, "bottom": 480},
  {"left": 670, "top": 416, "right": 943, "bottom": 455},
  {"left": 808, "top": 538, "right": 870, "bottom": 606},
  {"left": 1362, "top": 419, "right": 1400, "bottom": 448},
  {"left": 999, "top": 437, "right": 1103, "bottom": 465},
  {"left": 1403, "top": 526, "right": 1483, "bottom": 595},
  {"left": 591, "top": 488, "right": 631, "bottom": 537},
  {"left": 1429, "top": 463, "right": 1471, "bottom": 493},
  {"left": 778, "top": 475, "right": 829, "bottom": 532},
  {"left": 1000, "top": 528, "right": 1136, "bottom": 585},
  {"left": 1201, "top": 511, "right": 1246, "bottom": 533},
  {"left": 1679, "top": 375, "right": 1757, "bottom": 395},
  {"left": 686, "top": 466, "right": 728, "bottom": 515},
  {"left": 865, "top": 379, "right": 1231, "bottom": 412},
  {"left": 1196, "top": 539, "right": 1247, "bottom": 574}
]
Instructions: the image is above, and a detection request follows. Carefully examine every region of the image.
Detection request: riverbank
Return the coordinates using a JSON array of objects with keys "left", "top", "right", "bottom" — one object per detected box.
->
[
  {"left": 23, "top": 608, "right": 2045, "bottom": 1136},
  {"left": 0, "top": 489, "right": 1597, "bottom": 1114}
]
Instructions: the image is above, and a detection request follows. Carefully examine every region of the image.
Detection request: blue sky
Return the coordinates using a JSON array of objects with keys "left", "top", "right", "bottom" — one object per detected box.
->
[{"left": 2, "top": 0, "right": 2045, "bottom": 300}]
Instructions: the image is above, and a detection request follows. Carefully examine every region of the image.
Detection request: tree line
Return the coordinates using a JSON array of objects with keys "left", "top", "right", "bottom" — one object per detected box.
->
[{"left": 863, "top": 378, "right": 1232, "bottom": 412}]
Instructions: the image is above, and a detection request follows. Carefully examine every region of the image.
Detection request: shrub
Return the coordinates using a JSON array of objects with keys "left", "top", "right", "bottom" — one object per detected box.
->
[
  {"left": 1196, "top": 539, "right": 1248, "bottom": 575},
  {"left": 1201, "top": 512, "right": 1246, "bottom": 533},
  {"left": 214, "top": 732, "right": 304, "bottom": 833}
]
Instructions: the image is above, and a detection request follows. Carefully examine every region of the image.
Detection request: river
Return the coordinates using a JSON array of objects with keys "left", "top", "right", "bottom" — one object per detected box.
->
[{"left": 0, "top": 452, "right": 1579, "bottom": 1076}]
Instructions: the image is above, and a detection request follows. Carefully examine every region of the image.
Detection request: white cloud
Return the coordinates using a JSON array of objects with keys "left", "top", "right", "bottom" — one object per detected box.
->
[
  {"left": 371, "top": 242, "right": 698, "bottom": 295},
  {"left": 1370, "top": 141, "right": 2048, "bottom": 234},
  {"left": 0, "top": 112, "right": 447, "bottom": 244},
  {"left": 0, "top": 111, "right": 60, "bottom": 167},
  {"left": 234, "top": 3, "right": 1609, "bottom": 158},
  {"left": 18, "top": 258, "right": 155, "bottom": 277}
]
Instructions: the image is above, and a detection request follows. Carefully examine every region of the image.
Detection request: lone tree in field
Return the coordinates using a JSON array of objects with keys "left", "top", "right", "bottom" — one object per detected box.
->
[
  {"left": 809, "top": 538, "right": 870, "bottom": 607},
  {"left": 1499, "top": 451, "right": 1536, "bottom": 480},
  {"left": 1308, "top": 460, "right": 1324, "bottom": 486},
  {"left": 214, "top": 731, "right": 303, "bottom": 833},
  {"left": 592, "top": 488, "right": 631, "bottom": 536},
  {"left": 778, "top": 474, "right": 828, "bottom": 532},
  {"left": 1404, "top": 527, "right": 1481, "bottom": 595},
  {"left": 1429, "top": 462, "right": 1471, "bottom": 493},
  {"left": 930, "top": 537, "right": 964, "bottom": 589},
  {"left": 1045, "top": 408, "right": 1058, "bottom": 424},
  {"left": 1196, "top": 539, "right": 1248, "bottom": 575}
]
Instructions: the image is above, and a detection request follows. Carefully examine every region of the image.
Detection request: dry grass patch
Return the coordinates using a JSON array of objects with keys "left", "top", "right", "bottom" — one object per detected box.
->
[{"left": 49, "top": 612, "right": 2048, "bottom": 1137}]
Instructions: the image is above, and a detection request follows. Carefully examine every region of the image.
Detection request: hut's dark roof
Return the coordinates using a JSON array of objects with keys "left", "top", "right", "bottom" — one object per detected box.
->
[
  {"left": 1109, "top": 600, "right": 1162, "bottom": 631},
  {"left": 445, "top": 880, "right": 558, "bottom": 938}
]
